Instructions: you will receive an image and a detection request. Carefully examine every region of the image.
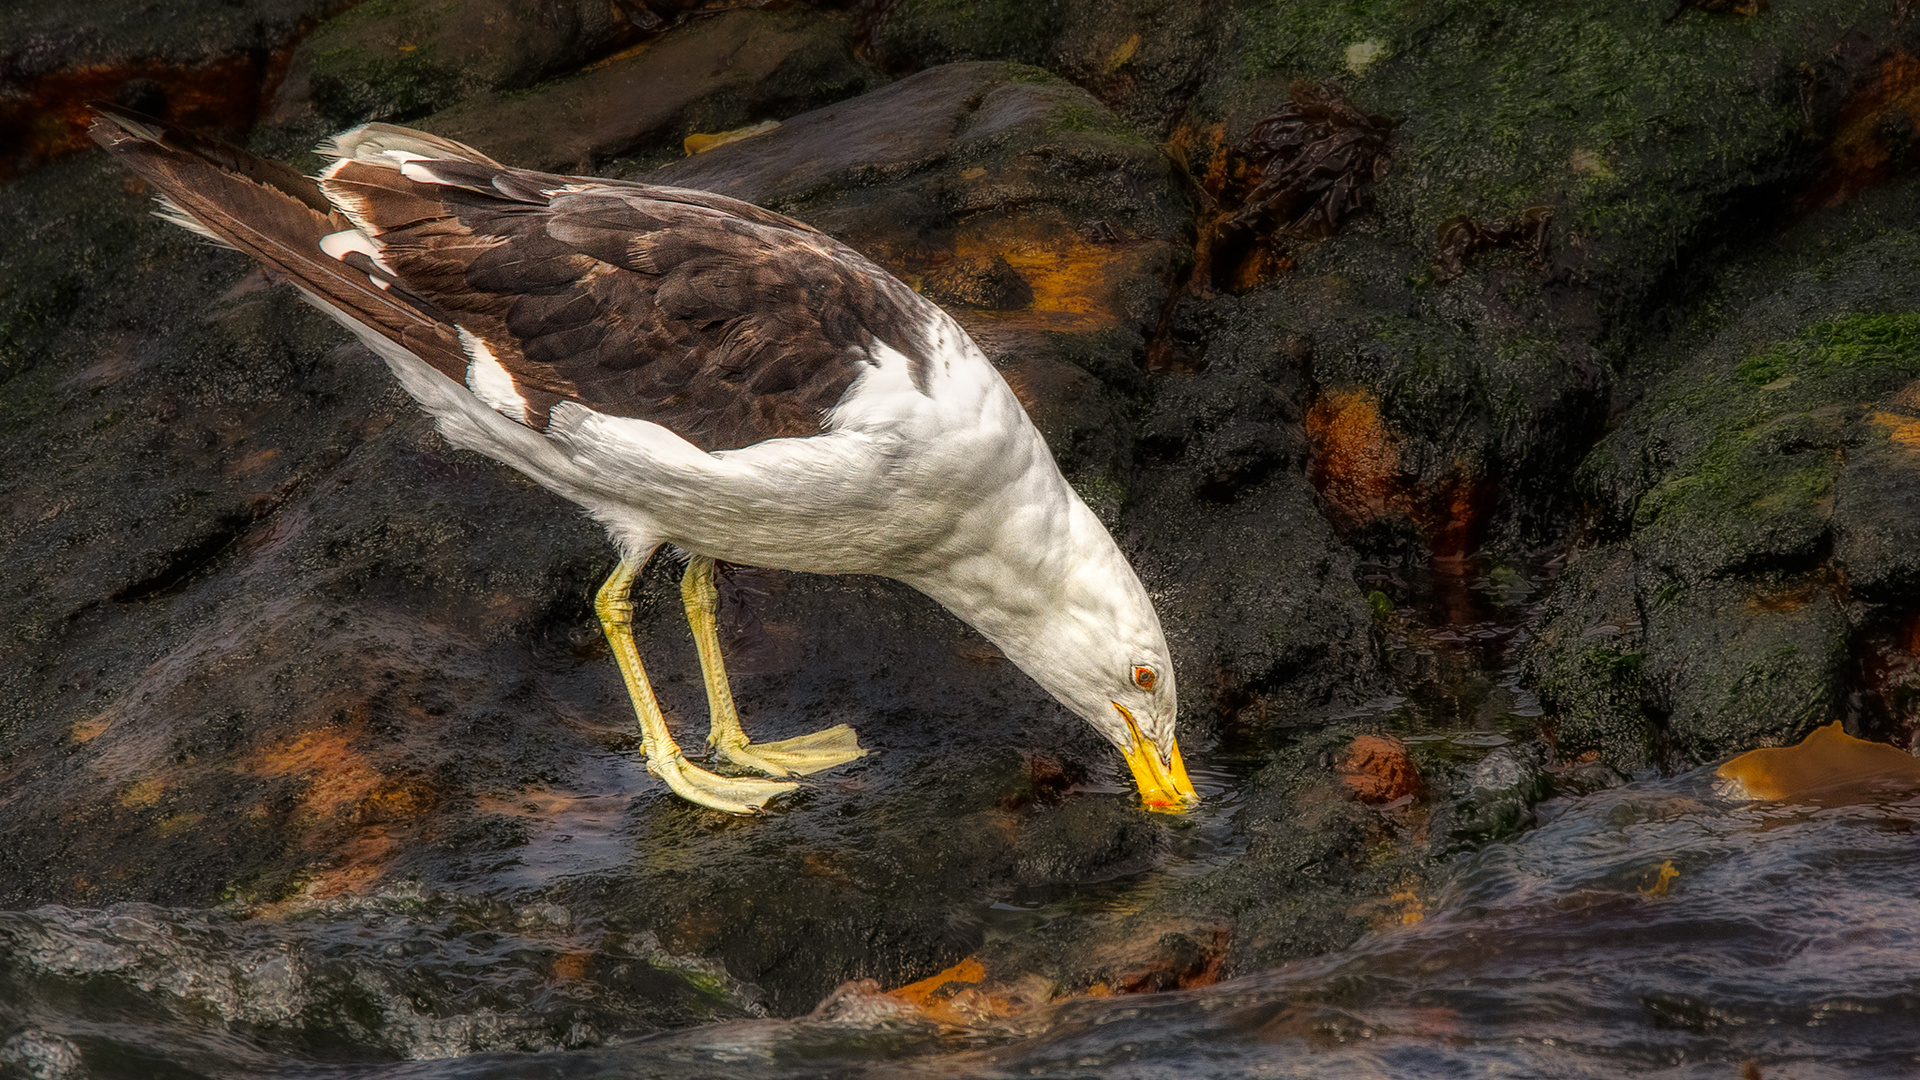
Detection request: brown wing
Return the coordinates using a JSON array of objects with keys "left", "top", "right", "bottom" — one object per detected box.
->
[
  {"left": 320, "top": 155, "right": 938, "bottom": 450},
  {"left": 92, "top": 109, "right": 938, "bottom": 453}
]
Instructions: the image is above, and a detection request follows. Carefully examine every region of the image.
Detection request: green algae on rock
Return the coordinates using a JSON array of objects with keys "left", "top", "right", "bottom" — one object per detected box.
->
[
  {"left": 1170, "top": 0, "right": 1911, "bottom": 553},
  {"left": 1527, "top": 194, "right": 1920, "bottom": 767}
]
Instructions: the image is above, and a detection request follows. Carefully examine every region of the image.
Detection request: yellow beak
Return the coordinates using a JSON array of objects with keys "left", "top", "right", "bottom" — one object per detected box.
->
[{"left": 1116, "top": 705, "right": 1198, "bottom": 813}]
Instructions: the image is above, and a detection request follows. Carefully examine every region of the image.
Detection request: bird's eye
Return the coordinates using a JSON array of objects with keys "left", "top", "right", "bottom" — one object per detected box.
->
[{"left": 1132, "top": 665, "right": 1158, "bottom": 691}]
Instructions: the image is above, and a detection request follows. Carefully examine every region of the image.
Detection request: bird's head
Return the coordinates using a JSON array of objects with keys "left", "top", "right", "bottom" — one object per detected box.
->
[{"left": 955, "top": 504, "right": 1197, "bottom": 813}]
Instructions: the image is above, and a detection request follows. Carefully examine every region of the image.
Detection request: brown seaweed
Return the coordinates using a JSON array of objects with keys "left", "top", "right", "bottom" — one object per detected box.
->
[
  {"left": 1433, "top": 206, "right": 1553, "bottom": 283},
  {"left": 1229, "top": 81, "right": 1394, "bottom": 241}
]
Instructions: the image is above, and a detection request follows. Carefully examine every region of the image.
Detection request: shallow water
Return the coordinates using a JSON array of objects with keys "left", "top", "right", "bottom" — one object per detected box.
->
[
  {"left": 10, "top": 769, "right": 1913, "bottom": 1078},
  {"left": 5, "top": 565, "right": 1917, "bottom": 1079}
]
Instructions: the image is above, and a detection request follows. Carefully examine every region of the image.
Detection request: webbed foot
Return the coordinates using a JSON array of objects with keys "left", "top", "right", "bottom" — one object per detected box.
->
[
  {"left": 713, "top": 723, "right": 867, "bottom": 777},
  {"left": 649, "top": 748, "right": 800, "bottom": 814}
]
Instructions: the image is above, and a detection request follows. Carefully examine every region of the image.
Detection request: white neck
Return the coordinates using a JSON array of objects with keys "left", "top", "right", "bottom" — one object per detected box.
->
[{"left": 896, "top": 463, "right": 1150, "bottom": 727}]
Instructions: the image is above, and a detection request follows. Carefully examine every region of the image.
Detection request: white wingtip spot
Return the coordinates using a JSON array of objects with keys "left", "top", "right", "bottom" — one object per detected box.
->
[
  {"left": 399, "top": 161, "right": 444, "bottom": 185},
  {"left": 458, "top": 327, "right": 529, "bottom": 424},
  {"left": 319, "top": 229, "right": 396, "bottom": 275}
]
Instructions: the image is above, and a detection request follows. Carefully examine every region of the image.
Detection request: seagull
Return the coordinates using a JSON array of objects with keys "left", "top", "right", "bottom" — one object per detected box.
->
[{"left": 90, "top": 106, "right": 1196, "bottom": 815}]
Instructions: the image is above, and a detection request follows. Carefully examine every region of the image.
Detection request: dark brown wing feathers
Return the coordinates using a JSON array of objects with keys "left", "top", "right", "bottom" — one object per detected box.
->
[
  {"left": 91, "top": 108, "right": 937, "bottom": 452},
  {"left": 335, "top": 163, "right": 937, "bottom": 447}
]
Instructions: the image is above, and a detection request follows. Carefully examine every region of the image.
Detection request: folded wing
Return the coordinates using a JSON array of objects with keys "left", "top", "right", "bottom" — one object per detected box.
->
[{"left": 91, "top": 108, "right": 938, "bottom": 453}]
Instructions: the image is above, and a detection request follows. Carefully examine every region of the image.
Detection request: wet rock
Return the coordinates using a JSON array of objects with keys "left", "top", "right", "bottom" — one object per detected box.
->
[
  {"left": 1091, "top": 923, "right": 1228, "bottom": 993},
  {"left": 1205, "top": 726, "right": 1431, "bottom": 974},
  {"left": 1441, "top": 744, "right": 1553, "bottom": 848},
  {"left": 0, "top": 895, "right": 760, "bottom": 1054},
  {"left": 270, "top": 0, "right": 650, "bottom": 129},
  {"left": 413, "top": 8, "right": 876, "bottom": 174},
  {"left": 1646, "top": 580, "right": 1849, "bottom": 761},
  {"left": 0, "top": 0, "right": 345, "bottom": 178},
  {"left": 1527, "top": 181, "right": 1920, "bottom": 767},
  {"left": 1526, "top": 546, "right": 1655, "bottom": 767},
  {"left": 1131, "top": 291, "right": 1379, "bottom": 717}
]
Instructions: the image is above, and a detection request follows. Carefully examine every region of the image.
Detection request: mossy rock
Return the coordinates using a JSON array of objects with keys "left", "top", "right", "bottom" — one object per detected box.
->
[
  {"left": 867, "top": 0, "right": 1068, "bottom": 73},
  {"left": 1168, "top": 0, "right": 1912, "bottom": 549},
  {"left": 278, "top": 0, "right": 645, "bottom": 129},
  {"left": 1594, "top": 310, "right": 1920, "bottom": 583},
  {"left": 1525, "top": 180, "right": 1920, "bottom": 766}
]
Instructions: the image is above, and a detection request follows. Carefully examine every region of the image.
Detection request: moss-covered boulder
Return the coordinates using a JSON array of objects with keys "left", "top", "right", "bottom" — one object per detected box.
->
[
  {"left": 1176, "top": 0, "right": 1911, "bottom": 553},
  {"left": 1527, "top": 186, "right": 1920, "bottom": 766}
]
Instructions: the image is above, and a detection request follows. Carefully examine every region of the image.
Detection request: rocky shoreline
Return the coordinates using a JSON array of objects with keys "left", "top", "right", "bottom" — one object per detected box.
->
[{"left": 5, "top": 0, "right": 1920, "bottom": 1041}]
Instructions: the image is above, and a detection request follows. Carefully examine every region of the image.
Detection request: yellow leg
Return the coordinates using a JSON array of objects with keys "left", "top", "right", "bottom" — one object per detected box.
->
[
  {"left": 596, "top": 556, "right": 797, "bottom": 814},
  {"left": 681, "top": 555, "right": 867, "bottom": 777}
]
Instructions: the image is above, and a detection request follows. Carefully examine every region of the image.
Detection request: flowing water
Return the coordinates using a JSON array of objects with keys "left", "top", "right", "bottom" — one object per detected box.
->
[{"left": 5, "top": 564, "right": 1918, "bottom": 1079}]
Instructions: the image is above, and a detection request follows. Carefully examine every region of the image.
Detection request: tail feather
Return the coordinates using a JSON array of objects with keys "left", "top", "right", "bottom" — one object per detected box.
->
[{"left": 88, "top": 105, "right": 469, "bottom": 386}]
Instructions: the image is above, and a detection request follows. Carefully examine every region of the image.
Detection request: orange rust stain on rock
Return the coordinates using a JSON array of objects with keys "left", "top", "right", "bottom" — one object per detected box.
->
[
  {"left": 249, "top": 721, "right": 437, "bottom": 898},
  {"left": 70, "top": 717, "right": 111, "bottom": 744},
  {"left": 1305, "top": 387, "right": 1492, "bottom": 557},
  {"left": 1801, "top": 50, "right": 1920, "bottom": 211},
  {"left": 1339, "top": 734, "right": 1424, "bottom": 805},
  {"left": 1869, "top": 409, "right": 1920, "bottom": 453},
  {"left": 1305, "top": 387, "right": 1403, "bottom": 531},
  {"left": 254, "top": 725, "right": 383, "bottom": 819},
  {"left": 118, "top": 777, "right": 168, "bottom": 809},
  {"left": 1717, "top": 721, "right": 1920, "bottom": 804}
]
